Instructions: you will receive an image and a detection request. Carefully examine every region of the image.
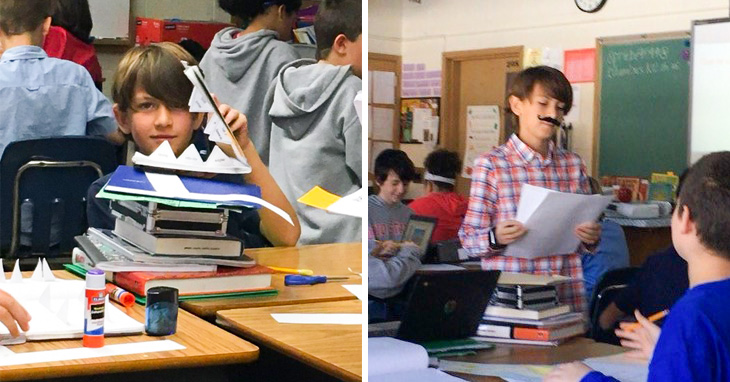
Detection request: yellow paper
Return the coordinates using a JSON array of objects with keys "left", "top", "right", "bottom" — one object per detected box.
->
[{"left": 297, "top": 186, "right": 341, "bottom": 209}]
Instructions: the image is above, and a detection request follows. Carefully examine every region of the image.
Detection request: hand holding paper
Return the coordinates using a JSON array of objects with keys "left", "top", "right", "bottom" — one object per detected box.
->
[
  {"left": 0, "top": 289, "right": 31, "bottom": 338},
  {"left": 495, "top": 219, "right": 526, "bottom": 245},
  {"left": 575, "top": 221, "right": 602, "bottom": 244}
]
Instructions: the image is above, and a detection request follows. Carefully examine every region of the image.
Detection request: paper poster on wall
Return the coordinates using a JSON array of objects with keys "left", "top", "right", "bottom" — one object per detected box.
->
[
  {"left": 88, "top": 0, "right": 130, "bottom": 39},
  {"left": 371, "top": 107, "right": 394, "bottom": 141},
  {"left": 372, "top": 71, "right": 396, "bottom": 104},
  {"left": 541, "top": 47, "right": 564, "bottom": 71},
  {"left": 462, "top": 105, "right": 500, "bottom": 178},
  {"left": 369, "top": 141, "right": 393, "bottom": 173},
  {"left": 401, "top": 98, "right": 440, "bottom": 144},
  {"left": 564, "top": 48, "right": 595, "bottom": 83}
]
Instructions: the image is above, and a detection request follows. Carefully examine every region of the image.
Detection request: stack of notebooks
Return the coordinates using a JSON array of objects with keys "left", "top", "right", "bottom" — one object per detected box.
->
[
  {"left": 475, "top": 273, "right": 585, "bottom": 346},
  {"left": 70, "top": 162, "right": 294, "bottom": 302}
]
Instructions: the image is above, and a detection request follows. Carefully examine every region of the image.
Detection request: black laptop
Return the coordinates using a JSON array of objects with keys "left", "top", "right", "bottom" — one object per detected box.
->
[{"left": 394, "top": 270, "right": 501, "bottom": 343}]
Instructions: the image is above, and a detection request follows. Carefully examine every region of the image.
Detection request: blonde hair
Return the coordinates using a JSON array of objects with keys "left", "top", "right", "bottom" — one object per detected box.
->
[{"left": 112, "top": 42, "right": 197, "bottom": 112}]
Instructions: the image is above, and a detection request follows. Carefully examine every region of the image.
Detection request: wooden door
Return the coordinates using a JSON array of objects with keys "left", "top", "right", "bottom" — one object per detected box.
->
[
  {"left": 442, "top": 47, "right": 523, "bottom": 195},
  {"left": 368, "top": 53, "right": 401, "bottom": 182}
]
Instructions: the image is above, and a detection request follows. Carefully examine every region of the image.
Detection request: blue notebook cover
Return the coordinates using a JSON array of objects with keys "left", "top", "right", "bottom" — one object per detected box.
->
[{"left": 104, "top": 165, "right": 262, "bottom": 208}]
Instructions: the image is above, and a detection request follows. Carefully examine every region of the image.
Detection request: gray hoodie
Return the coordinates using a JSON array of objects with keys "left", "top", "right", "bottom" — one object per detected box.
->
[
  {"left": 269, "top": 59, "right": 362, "bottom": 245},
  {"left": 200, "top": 28, "right": 299, "bottom": 165}
]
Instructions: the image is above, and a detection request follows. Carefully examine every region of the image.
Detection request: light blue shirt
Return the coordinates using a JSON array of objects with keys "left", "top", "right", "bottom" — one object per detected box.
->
[
  {"left": 581, "top": 220, "right": 630, "bottom": 302},
  {"left": 0, "top": 45, "right": 116, "bottom": 159}
]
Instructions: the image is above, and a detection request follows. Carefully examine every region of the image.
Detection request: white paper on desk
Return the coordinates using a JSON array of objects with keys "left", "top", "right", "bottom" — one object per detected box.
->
[
  {"left": 369, "top": 337, "right": 428, "bottom": 376},
  {"left": 327, "top": 188, "right": 364, "bottom": 218},
  {"left": 342, "top": 284, "right": 365, "bottom": 301},
  {"left": 583, "top": 353, "right": 648, "bottom": 382},
  {"left": 504, "top": 184, "right": 612, "bottom": 259},
  {"left": 371, "top": 369, "right": 467, "bottom": 382},
  {"left": 271, "top": 313, "right": 362, "bottom": 325},
  {"left": 438, "top": 360, "right": 550, "bottom": 382},
  {"left": 0, "top": 340, "right": 185, "bottom": 366}
]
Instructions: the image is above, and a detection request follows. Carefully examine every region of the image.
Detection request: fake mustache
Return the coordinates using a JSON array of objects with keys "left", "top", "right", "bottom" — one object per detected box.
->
[{"left": 537, "top": 115, "right": 561, "bottom": 126}]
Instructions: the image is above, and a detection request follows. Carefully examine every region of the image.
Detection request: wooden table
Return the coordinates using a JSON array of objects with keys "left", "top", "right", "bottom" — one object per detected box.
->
[
  {"left": 442, "top": 337, "right": 625, "bottom": 381},
  {"left": 217, "top": 300, "right": 362, "bottom": 382},
  {"left": 181, "top": 243, "right": 363, "bottom": 319},
  {"left": 0, "top": 271, "right": 258, "bottom": 381}
]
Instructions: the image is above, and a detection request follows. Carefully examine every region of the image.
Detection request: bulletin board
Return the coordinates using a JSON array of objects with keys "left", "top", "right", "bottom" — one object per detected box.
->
[
  {"left": 400, "top": 98, "right": 439, "bottom": 144},
  {"left": 88, "top": 0, "right": 131, "bottom": 44}
]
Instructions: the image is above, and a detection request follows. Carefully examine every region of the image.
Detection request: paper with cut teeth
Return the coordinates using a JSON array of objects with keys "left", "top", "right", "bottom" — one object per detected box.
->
[
  {"left": 10, "top": 261, "right": 21, "bottom": 282},
  {"left": 132, "top": 141, "right": 251, "bottom": 174},
  {"left": 188, "top": 86, "right": 215, "bottom": 113},
  {"left": 182, "top": 64, "right": 248, "bottom": 165},
  {"left": 42, "top": 259, "right": 55, "bottom": 281},
  {"left": 30, "top": 258, "right": 43, "bottom": 281}
]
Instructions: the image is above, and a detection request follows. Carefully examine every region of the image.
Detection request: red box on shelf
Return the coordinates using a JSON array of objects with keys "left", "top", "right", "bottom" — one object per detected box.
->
[{"left": 135, "top": 18, "right": 233, "bottom": 49}]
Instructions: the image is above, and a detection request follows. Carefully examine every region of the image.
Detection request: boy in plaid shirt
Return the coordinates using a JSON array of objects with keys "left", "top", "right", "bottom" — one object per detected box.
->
[{"left": 458, "top": 65, "right": 601, "bottom": 313}]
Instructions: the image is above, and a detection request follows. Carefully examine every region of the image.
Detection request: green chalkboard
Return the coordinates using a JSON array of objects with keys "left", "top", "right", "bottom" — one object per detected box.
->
[{"left": 597, "top": 36, "right": 690, "bottom": 178}]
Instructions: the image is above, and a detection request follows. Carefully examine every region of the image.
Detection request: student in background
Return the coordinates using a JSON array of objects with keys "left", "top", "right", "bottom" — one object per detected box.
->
[
  {"left": 43, "top": 0, "right": 103, "bottom": 91},
  {"left": 581, "top": 177, "right": 630, "bottom": 302},
  {"left": 597, "top": 245, "right": 687, "bottom": 331},
  {"left": 368, "top": 149, "right": 421, "bottom": 320},
  {"left": 200, "top": 0, "right": 302, "bottom": 165},
  {"left": 268, "top": 0, "right": 361, "bottom": 245},
  {"left": 458, "top": 66, "right": 601, "bottom": 314},
  {"left": 546, "top": 151, "right": 730, "bottom": 382},
  {"left": 86, "top": 43, "right": 300, "bottom": 248},
  {"left": 0, "top": 0, "right": 121, "bottom": 160},
  {"left": 408, "top": 149, "right": 468, "bottom": 243}
]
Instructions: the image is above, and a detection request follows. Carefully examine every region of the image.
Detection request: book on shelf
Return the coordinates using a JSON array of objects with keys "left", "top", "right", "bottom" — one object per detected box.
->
[
  {"left": 113, "top": 264, "right": 273, "bottom": 296},
  {"left": 114, "top": 218, "right": 243, "bottom": 257},
  {"left": 484, "top": 304, "right": 571, "bottom": 320}
]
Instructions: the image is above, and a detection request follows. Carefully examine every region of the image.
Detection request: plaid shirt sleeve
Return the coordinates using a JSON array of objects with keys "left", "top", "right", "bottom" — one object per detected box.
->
[{"left": 458, "top": 155, "right": 503, "bottom": 257}]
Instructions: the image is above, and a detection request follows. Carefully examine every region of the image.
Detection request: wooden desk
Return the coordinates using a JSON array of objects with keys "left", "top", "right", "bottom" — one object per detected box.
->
[
  {"left": 443, "top": 337, "right": 625, "bottom": 381},
  {"left": 217, "top": 300, "right": 362, "bottom": 382},
  {"left": 181, "top": 243, "right": 363, "bottom": 319},
  {"left": 0, "top": 271, "right": 258, "bottom": 381},
  {"left": 622, "top": 226, "right": 672, "bottom": 266}
]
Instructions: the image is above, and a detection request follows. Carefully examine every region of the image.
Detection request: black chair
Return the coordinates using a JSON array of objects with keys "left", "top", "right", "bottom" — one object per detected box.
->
[
  {"left": 587, "top": 266, "right": 640, "bottom": 344},
  {"left": 0, "top": 137, "right": 118, "bottom": 266}
]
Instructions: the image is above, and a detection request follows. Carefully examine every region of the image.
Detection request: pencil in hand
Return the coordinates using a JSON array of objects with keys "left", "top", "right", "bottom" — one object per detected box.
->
[{"left": 624, "top": 309, "right": 669, "bottom": 332}]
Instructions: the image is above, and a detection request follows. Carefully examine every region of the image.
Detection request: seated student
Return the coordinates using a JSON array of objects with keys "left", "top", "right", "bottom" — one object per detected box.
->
[
  {"left": 408, "top": 149, "right": 468, "bottom": 243},
  {"left": 598, "top": 245, "right": 687, "bottom": 331},
  {"left": 368, "top": 149, "right": 421, "bottom": 320},
  {"left": 581, "top": 177, "right": 630, "bottom": 302},
  {"left": 0, "top": 290, "right": 30, "bottom": 338},
  {"left": 268, "top": 0, "right": 362, "bottom": 245},
  {"left": 545, "top": 151, "right": 730, "bottom": 382},
  {"left": 86, "top": 42, "right": 301, "bottom": 248},
  {"left": 0, "top": 0, "right": 122, "bottom": 160},
  {"left": 42, "top": 0, "right": 103, "bottom": 91},
  {"left": 458, "top": 65, "right": 601, "bottom": 314},
  {"left": 200, "top": 0, "right": 302, "bottom": 165}
]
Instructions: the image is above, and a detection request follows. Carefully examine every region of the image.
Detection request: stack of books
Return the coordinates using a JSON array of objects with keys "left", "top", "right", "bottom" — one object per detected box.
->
[
  {"left": 72, "top": 163, "right": 292, "bottom": 299},
  {"left": 474, "top": 272, "right": 585, "bottom": 345}
]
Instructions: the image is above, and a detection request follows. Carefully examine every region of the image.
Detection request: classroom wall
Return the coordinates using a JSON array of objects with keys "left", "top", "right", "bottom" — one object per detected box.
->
[
  {"left": 368, "top": 0, "right": 729, "bottom": 174},
  {"left": 369, "top": 0, "right": 403, "bottom": 55},
  {"left": 96, "top": 0, "right": 229, "bottom": 99}
]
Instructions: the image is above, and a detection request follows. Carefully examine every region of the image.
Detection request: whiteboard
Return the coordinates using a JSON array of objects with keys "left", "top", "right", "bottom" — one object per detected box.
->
[
  {"left": 689, "top": 18, "right": 730, "bottom": 164},
  {"left": 88, "top": 0, "right": 131, "bottom": 40}
]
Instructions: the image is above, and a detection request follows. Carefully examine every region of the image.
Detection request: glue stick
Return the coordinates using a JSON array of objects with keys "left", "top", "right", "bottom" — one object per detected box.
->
[
  {"left": 105, "top": 283, "right": 135, "bottom": 308},
  {"left": 83, "top": 269, "right": 106, "bottom": 348}
]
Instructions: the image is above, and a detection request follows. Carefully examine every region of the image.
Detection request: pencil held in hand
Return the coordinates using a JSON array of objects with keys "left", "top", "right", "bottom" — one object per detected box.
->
[{"left": 624, "top": 309, "right": 669, "bottom": 332}]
